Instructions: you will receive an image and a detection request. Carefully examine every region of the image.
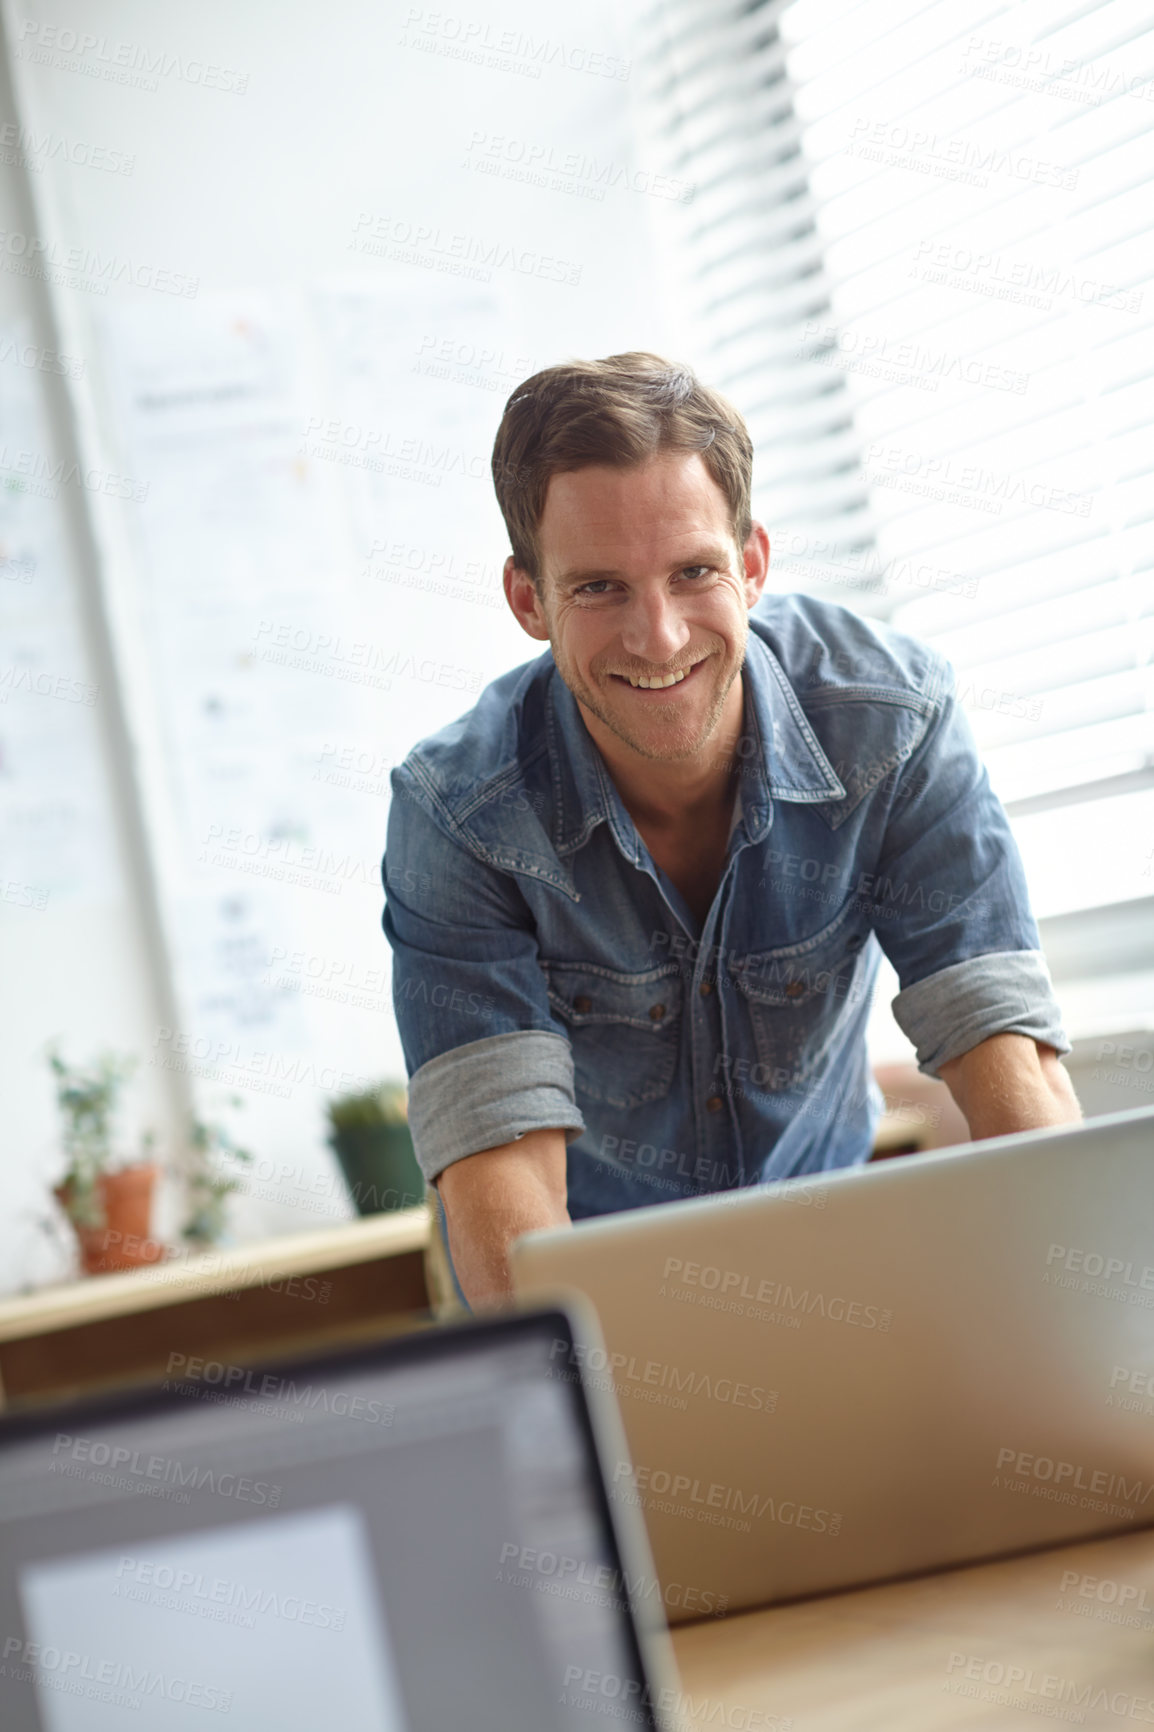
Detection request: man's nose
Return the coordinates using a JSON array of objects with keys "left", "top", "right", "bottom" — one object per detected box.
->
[{"left": 618, "top": 590, "right": 691, "bottom": 664}]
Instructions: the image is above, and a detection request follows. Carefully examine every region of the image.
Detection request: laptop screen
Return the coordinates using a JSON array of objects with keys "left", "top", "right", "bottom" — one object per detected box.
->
[{"left": 0, "top": 1311, "right": 667, "bottom": 1731}]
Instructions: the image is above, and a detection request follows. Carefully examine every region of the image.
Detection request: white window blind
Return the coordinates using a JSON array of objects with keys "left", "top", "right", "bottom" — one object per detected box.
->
[
  {"left": 638, "top": 0, "right": 1154, "bottom": 921},
  {"left": 638, "top": 0, "right": 875, "bottom": 578}
]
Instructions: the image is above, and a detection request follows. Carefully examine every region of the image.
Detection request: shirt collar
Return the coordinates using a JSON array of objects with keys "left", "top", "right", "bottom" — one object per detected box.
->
[{"left": 545, "top": 626, "right": 846, "bottom": 858}]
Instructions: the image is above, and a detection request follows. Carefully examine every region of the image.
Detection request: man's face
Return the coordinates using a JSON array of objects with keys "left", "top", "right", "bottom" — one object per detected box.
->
[{"left": 504, "top": 451, "right": 768, "bottom": 763}]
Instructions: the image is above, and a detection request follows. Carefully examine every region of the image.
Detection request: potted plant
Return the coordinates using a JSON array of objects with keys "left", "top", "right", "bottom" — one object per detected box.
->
[
  {"left": 325, "top": 1082, "right": 426, "bottom": 1215},
  {"left": 180, "top": 1098, "right": 253, "bottom": 1249},
  {"left": 48, "top": 1046, "right": 166, "bottom": 1275}
]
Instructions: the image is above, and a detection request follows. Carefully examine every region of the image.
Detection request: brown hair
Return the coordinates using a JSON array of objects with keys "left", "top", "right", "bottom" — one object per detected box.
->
[{"left": 491, "top": 351, "right": 753, "bottom": 588}]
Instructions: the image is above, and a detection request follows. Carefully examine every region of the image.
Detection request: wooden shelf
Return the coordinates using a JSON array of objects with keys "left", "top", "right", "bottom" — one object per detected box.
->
[
  {"left": 0, "top": 1208, "right": 433, "bottom": 1412},
  {"left": 0, "top": 1207, "right": 431, "bottom": 1339}
]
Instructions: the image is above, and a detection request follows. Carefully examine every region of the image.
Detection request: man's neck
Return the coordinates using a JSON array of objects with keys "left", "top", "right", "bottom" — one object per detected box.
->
[{"left": 578, "top": 674, "right": 746, "bottom": 832}]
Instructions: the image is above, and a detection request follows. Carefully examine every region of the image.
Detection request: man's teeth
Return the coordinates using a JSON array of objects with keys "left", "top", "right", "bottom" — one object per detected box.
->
[{"left": 627, "top": 667, "right": 691, "bottom": 689}]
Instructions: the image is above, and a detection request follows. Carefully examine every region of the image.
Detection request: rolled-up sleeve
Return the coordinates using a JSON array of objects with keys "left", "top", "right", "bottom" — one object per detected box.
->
[
  {"left": 382, "top": 772, "right": 585, "bottom": 1182},
  {"left": 868, "top": 666, "right": 1071, "bottom": 1078},
  {"left": 892, "top": 951, "right": 1069, "bottom": 1077}
]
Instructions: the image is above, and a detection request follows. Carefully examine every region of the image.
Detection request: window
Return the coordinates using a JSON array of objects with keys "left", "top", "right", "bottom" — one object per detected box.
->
[{"left": 639, "top": 0, "right": 1154, "bottom": 938}]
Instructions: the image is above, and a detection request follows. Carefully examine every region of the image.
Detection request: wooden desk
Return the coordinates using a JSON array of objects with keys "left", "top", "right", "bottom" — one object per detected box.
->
[
  {"left": 672, "top": 1526, "right": 1154, "bottom": 1730},
  {"left": 0, "top": 1208, "right": 433, "bottom": 1410}
]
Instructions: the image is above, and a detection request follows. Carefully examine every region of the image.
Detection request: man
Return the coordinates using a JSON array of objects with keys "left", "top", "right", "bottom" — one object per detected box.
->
[{"left": 382, "top": 351, "right": 1080, "bottom": 1308}]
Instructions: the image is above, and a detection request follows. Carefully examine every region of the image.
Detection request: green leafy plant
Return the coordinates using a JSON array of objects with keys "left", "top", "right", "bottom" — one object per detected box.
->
[
  {"left": 181, "top": 1098, "right": 254, "bottom": 1248},
  {"left": 325, "top": 1082, "right": 408, "bottom": 1135},
  {"left": 48, "top": 1046, "right": 142, "bottom": 1229},
  {"left": 48, "top": 1048, "right": 257, "bottom": 1259},
  {"left": 325, "top": 1082, "right": 423, "bottom": 1216}
]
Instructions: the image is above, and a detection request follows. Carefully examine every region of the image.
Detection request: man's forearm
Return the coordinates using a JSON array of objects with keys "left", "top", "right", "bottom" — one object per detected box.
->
[
  {"left": 940, "top": 1033, "right": 1082, "bottom": 1141},
  {"left": 435, "top": 1127, "right": 571, "bottom": 1308}
]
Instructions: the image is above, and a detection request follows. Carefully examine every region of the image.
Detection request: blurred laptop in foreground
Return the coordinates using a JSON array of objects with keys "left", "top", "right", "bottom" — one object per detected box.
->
[{"left": 0, "top": 1307, "right": 684, "bottom": 1731}]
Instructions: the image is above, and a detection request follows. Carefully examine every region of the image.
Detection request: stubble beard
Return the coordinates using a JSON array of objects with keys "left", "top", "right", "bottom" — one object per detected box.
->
[{"left": 554, "top": 634, "right": 746, "bottom": 763}]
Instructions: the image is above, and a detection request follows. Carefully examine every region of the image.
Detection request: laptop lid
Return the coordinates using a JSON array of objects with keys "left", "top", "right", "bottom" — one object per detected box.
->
[
  {"left": 511, "top": 1105, "right": 1154, "bottom": 1619},
  {"left": 0, "top": 1306, "right": 682, "bottom": 1730}
]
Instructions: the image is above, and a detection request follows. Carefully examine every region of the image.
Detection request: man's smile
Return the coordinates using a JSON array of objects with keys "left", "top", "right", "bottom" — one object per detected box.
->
[{"left": 606, "top": 654, "right": 711, "bottom": 693}]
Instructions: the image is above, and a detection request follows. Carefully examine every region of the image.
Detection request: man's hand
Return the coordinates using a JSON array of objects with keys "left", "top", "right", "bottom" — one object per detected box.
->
[
  {"left": 939, "top": 1032, "right": 1081, "bottom": 1141},
  {"left": 435, "top": 1127, "right": 571, "bottom": 1308}
]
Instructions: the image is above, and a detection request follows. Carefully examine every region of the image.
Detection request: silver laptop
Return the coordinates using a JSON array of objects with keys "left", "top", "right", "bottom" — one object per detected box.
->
[
  {"left": 0, "top": 1307, "right": 683, "bottom": 1730},
  {"left": 512, "top": 1105, "right": 1154, "bottom": 1620}
]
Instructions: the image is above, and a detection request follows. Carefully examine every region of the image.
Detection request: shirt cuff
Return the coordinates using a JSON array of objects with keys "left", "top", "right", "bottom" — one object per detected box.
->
[
  {"left": 891, "top": 950, "right": 1071, "bottom": 1078},
  {"left": 406, "top": 1030, "right": 587, "bottom": 1182}
]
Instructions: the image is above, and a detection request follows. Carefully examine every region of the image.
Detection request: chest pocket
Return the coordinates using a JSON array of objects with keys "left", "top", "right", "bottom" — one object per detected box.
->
[
  {"left": 729, "top": 914, "right": 868, "bottom": 1091},
  {"left": 543, "top": 960, "right": 683, "bottom": 1111}
]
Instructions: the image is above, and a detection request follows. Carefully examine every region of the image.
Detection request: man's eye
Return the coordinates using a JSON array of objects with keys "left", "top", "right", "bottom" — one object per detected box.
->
[{"left": 573, "top": 567, "right": 712, "bottom": 597}]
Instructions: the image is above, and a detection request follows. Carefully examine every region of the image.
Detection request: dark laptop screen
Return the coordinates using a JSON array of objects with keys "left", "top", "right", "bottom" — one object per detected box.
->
[{"left": 0, "top": 1311, "right": 666, "bottom": 1731}]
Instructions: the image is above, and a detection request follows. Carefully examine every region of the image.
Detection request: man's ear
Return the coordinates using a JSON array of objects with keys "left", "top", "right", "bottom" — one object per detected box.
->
[
  {"left": 742, "top": 522, "right": 770, "bottom": 608},
  {"left": 503, "top": 556, "right": 551, "bottom": 641}
]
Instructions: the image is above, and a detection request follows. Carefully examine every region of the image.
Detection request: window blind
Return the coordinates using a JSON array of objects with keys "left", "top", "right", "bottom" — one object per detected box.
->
[
  {"left": 638, "top": 0, "right": 877, "bottom": 587},
  {"left": 638, "top": 0, "right": 1154, "bottom": 830}
]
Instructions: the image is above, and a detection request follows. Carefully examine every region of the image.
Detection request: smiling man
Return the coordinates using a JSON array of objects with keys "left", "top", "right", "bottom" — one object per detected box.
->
[{"left": 381, "top": 351, "right": 1080, "bottom": 1307}]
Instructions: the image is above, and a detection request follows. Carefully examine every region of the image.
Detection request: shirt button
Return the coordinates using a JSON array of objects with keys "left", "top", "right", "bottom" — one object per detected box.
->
[
  {"left": 648, "top": 1002, "right": 666, "bottom": 1021},
  {"left": 574, "top": 995, "right": 592, "bottom": 1013},
  {"left": 699, "top": 981, "right": 713, "bottom": 997},
  {"left": 785, "top": 980, "right": 805, "bottom": 999},
  {"left": 706, "top": 1094, "right": 723, "bottom": 1113}
]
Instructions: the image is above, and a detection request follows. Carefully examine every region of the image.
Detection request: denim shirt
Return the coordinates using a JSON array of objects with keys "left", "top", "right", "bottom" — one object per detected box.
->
[{"left": 381, "top": 595, "right": 1068, "bottom": 1218}]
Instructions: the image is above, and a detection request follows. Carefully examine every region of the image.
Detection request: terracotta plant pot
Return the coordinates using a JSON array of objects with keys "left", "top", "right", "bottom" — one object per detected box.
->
[{"left": 54, "top": 1163, "right": 167, "bottom": 1276}]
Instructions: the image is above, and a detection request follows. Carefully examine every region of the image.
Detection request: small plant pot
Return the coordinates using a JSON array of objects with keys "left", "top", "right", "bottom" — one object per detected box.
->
[
  {"left": 328, "top": 1125, "right": 426, "bottom": 1216},
  {"left": 54, "top": 1163, "right": 167, "bottom": 1276}
]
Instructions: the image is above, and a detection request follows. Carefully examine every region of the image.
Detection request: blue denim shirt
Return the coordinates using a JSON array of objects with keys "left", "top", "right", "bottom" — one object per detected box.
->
[{"left": 382, "top": 595, "right": 1067, "bottom": 1219}]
